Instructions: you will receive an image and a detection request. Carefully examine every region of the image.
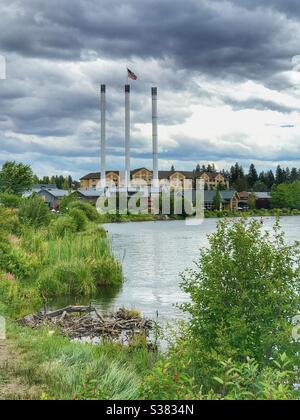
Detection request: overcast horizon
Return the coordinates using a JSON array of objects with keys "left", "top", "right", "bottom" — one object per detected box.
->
[{"left": 1, "top": 0, "right": 300, "bottom": 179}]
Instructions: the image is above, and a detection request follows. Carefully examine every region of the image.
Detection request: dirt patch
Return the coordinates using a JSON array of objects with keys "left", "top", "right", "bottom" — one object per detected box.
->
[{"left": 0, "top": 340, "right": 39, "bottom": 400}]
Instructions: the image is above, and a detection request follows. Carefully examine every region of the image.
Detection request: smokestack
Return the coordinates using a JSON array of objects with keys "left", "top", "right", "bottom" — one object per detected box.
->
[
  {"left": 125, "top": 85, "right": 131, "bottom": 188},
  {"left": 100, "top": 84, "right": 106, "bottom": 189},
  {"left": 152, "top": 87, "right": 159, "bottom": 189}
]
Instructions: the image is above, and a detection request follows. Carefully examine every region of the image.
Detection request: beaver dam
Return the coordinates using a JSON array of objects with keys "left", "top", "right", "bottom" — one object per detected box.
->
[{"left": 19, "top": 306, "right": 155, "bottom": 346}]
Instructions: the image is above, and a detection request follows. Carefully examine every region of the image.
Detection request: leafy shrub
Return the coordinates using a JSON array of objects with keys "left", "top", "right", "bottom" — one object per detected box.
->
[
  {"left": 19, "top": 196, "right": 51, "bottom": 227},
  {"left": 180, "top": 219, "right": 300, "bottom": 385},
  {"left": 0, "top": 241, "right": 36, "bottom": 279},
  {"left": 68, "top": 208, "right": 88, "bottom": 232},
  {"left": 68, "top": 201, "right": 99, "bottom": 222},
  {"left": 59, "top": 192, "right": 78, "bottom": 213},
  {"left": 89, "top": 256, "right": 123, "bottom": 286},
  {"left": 141, "top": 350, "right": 299, "bottom": 400},
  {"left": 209, "top": 354, "right": 299, "bottom": 400},
  {"left": 50, "top": 215, "right": 77, "bottom": 238},
  {"left": 0, "top": 207, "right": 22, "bottom": 235},
  {"left": 0, "top": 193, "right": 22, "bottom": 208},
  {"left": 141, "top": 342, "right": 200, "bottom": 400}
]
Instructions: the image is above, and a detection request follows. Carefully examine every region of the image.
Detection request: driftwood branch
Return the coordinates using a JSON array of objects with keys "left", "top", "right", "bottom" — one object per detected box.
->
[{"left": 18, "top": 306, "right": 154, "bottom": 346}]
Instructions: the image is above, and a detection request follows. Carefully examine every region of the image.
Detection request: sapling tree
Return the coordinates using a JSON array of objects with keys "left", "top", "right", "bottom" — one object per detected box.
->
[{"left": 180, "top": 219, "right": 300, "bottom": 381}]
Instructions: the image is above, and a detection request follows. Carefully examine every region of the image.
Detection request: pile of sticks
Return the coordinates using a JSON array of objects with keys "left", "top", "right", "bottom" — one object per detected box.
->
[{"left": 18, "top": 306, "right": 154, "bottom": 342}]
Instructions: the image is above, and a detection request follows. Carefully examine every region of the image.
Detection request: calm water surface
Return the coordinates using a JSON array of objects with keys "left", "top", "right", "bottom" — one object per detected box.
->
[{"left": 53, "top": 217, "right": 300, "bottom": 323}]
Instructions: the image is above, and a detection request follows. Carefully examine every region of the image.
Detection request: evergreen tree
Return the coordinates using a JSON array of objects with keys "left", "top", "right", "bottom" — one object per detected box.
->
[
  {"left": 290, "top": 168, "right": 299, "bottom": 183},
  {"left": 265, "top": 170, "right": 275, "bottom": 190},
  {"left": 213, "top": 190, "right": 222, "bottom": 211},
  {"left": 276, "top": 165, "right": 285, "bottom": 185},
  {"left": 247, "top": 164, "right": 258, "bottom": 188}
]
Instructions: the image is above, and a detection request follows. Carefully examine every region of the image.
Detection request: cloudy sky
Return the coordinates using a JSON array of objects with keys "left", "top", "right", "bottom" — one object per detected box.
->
[{"left": 1, "top": 0, "right": 300, "bottom": 179}]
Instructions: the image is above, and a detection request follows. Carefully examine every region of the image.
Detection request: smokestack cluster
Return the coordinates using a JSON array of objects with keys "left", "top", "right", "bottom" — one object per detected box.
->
[
  {"left": 100, "top": 84, "right": 106, "bottom": 189},
  {"left": 99, "top": 85, "right": 158, "bottom": 190}
]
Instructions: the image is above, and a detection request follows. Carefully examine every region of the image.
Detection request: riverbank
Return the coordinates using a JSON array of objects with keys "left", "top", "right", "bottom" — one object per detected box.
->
[
  {"left": 0, "top": 197, "right": 158, "bottom": 399},
  {"left": 0, "top": 322, "right": 157, "bottom": 400},
  {"left": 98, "top": 208, "right": 300, "bottom": 224}
]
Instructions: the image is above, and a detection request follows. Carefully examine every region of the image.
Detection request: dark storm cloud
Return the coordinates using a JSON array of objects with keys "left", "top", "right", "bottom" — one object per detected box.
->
[
  {"left": 1, "top": 0, "right": 300, "bottom": 176},
  {"left": 1, "top": 0, "right": 300, "bottom": 80}
]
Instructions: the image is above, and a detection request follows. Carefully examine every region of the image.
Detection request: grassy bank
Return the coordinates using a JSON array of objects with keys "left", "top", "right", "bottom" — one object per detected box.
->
[
  {"left": 0, "top": 195, "right": 157, "bottom": 400},
  {"left": 0, "top": 322, "right": 157, "bottom": 400},
  {"left": 0, "top": 198, "right": 123, "bottom": 318}
]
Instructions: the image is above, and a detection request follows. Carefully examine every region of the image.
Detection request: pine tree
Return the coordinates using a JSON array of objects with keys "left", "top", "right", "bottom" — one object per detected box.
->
[
  {"left": 247, "top": 164, "right": 258, "bottom": 188},
  {"left": 276, "top": 165, "right": 285, "bottom": 185},
  {"left": 213, "top": 190, "right": 222, "bottom": 211}
]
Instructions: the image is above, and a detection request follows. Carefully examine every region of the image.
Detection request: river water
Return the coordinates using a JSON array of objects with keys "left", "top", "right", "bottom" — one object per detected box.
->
[{"left": 52, "top": 217, "right": 300, "bottom": 323}]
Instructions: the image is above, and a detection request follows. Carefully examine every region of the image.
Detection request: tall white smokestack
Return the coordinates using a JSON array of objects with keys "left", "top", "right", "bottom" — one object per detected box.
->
[
  {"left": 152, "top": 87, "right": 159, "bottom": 189},
  {"left": 125, "top": 84, "right": 131, "bottom": 188},
  {"left": 100, "top": 84, "right": 106, "bottom": 189}
]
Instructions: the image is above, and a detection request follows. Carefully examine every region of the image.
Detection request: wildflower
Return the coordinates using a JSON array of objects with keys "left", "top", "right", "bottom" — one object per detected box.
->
[{"left": 5, "top": 272, "right": 15, "bottom": 281}]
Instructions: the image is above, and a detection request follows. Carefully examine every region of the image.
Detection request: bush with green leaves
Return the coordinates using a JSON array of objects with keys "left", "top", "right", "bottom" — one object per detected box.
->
[
  {"left": 68, "top": 208, "right": 88, "bottom": 232},
  {"left": 19, "top": 196, "right": 51, "bottom": 227},
  {"left": 209, "top": 354, "right": 299, "bottom": 400},
  {"left": 50, "top": 215, "right": 77, "bottom": 238},
  {"left": 0, "top": 192, "right": 22, "bottom": 208},
  {"left": 179, "top": 219, "right": 300, "bottom": 386},
  {"left": 68, "top": 201, "right": 100, "bottom": 222},
  {"left": 0, "top": 240, "right": 36, "bottom": 280},
  {"left": 141, "top": 349, "right": 299, "bottom": 400},
  {"left": 0, "top": 207, "right": 22, "bottom": 235}
]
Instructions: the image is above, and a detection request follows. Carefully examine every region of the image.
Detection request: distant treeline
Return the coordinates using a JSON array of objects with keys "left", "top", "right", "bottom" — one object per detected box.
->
[
  {"left": 33, "top": 175, "right": 80, "bottom": 190},
  {"left": 192, "top": 163, "right": 300, "bottom": 192}
]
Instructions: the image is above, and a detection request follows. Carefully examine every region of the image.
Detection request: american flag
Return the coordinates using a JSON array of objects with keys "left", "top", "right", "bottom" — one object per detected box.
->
[{"left": 127, "top": 68, "right": 137, "bottom": 80}]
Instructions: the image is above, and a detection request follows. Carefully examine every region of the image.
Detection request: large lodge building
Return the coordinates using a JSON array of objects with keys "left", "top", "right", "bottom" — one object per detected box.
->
[{"left": 80, "top": 168, "right": 230, "bottom": 190}]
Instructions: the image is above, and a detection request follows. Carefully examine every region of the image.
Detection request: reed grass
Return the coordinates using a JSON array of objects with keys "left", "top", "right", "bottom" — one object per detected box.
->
[{"left": 37, "top": 230, "right": 122, "bottom": 297}]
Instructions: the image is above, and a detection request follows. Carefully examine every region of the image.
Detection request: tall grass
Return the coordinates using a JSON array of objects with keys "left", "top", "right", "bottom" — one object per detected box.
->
[
  {"left": 47, "top": 233, "right": 112, "bottom": 264},
  {"left": 38, "top": 231, "right": 123, "bottom": 297},
  {"left": 11, "top": 324, "right": 157, "bottom": 400}
]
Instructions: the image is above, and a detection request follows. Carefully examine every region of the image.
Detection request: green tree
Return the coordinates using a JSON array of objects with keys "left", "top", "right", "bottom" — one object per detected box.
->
[
  {"left": 62, "top": 179, "right": 70, "bottom": 190},
  {"left": 275, "top": 165, "right": 285, "bottom": 185},
  {"left": 180, "top": 219, "right": 300, "bottom": 383},
  {"left": 253, "top": 181, "right": 267, "bottom": 192},
  {"left": 247, "top": 192, "right": 256, "bottom": 209},
  {"left": 247, "top": 164, "right": 258, "bottom": 188},
  {"left": 0, "top": 161, "right": 34, "bottom": 195},
  {"left": 213, "top": 190, "right": 222, "bottom": 210}
]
